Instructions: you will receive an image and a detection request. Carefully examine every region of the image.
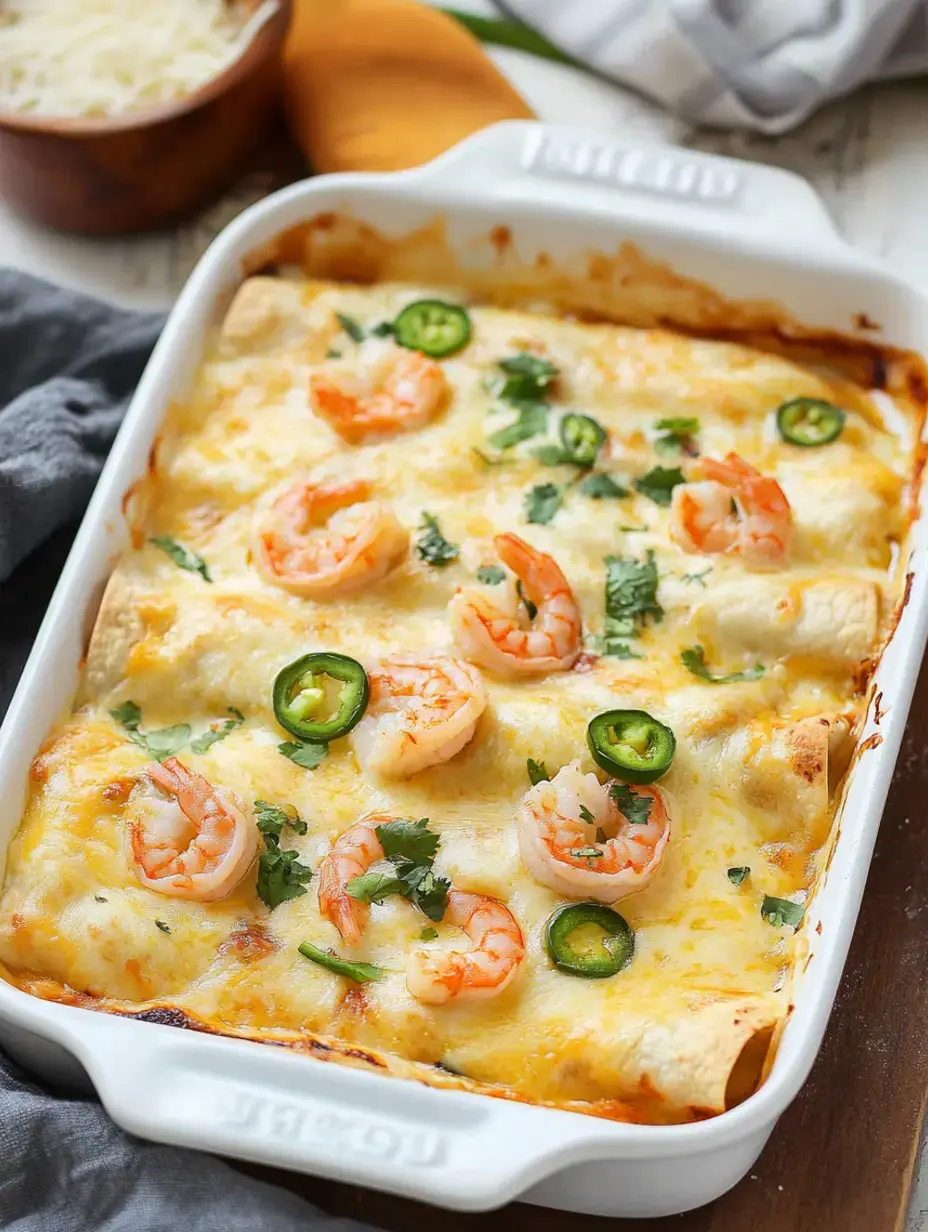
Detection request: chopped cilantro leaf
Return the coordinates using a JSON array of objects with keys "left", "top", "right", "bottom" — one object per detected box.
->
[
  {"left": 609, "top": 783, "right": 653, "bottom": 826},
  {"left": 634, "top": 466, "right": 685, "bottom": 506},
  {"left": 335, "top": 312, "right": 365, "bottom": 342},
  {"left": 109, "top": 701, "right": 190, "bottom": 761},
  {"left": 110, "top": 700, "right": 142, "bottom": 731},
  {"left": 189, "top": 707, "right": 244, "bottom": 753},
  {"left": 680, "top": 567, "right": 713, "bottom": 587},
  {"left": 727, "top": 866, "right": 750, "bottom": 886},
  {"left": 487, "top": 401, "right": 548, "bottom": 450},
  {"left": 416, "top": 513, "right": 459, "bottom": 567},
  {"left": 375, "top": 818, "right": 439, "bottom": 865},
  {"left": 578, "top": 803, "right": 595, "bottom": 823},
  {"left": 532, "top": 443, "right": 570, "bottom": 466},
  {"left": 654, "top": 417, "right": 699, "bottom": 457},
  {"left": 397, "top": 862, "right": 451, "bottom": 921},
  {"left": 356, "top": 819, "right": 450, "bottom": 921},
  {"left": 602, "top": 551, "right": 663, "bottom": 651},
  {"left": 761, "top": 896, "right": 804, "bottom": 930},
  {"left": 298, "top": 941, "right": 384, "bottom": 982},
  {"left": 150, "top": 536, "right": 211, "bottom": 582},
  {"left": 497, "top": 353, "right": 558, "bottom": 402},
  {"left": 579, "top": 472, "right": 629, "bottom": 500},
  {"left": 142, "top": 724, "right": 192, "bottom": 760},
  {"left": 525, "top": 482, "right": 562, "bottom": 525},
  {"left": 346, "top": 869, "right": 408, "bottom": 904},
  {"left": 257, "top": 843, "right": 312, "bottom": 911},
  {"left": 681, "top": 645, "right": 765, "bottom": 684},
  {"left": 154, "top": 920, "right": 171, "bottom": 934},
  {"left": 527, "top": 758, "right": 549, "bottom": 786},
  {"left": 254, "top": 800, "right": 308, "bottom": 840},
  {"left": 570, "top": 847, "right": 602, "bottom": 860},
  {"left": 370, "top": 320, "right": 396, "bottom": 338},
  {"left": 420, "top": 927, "right": 439, "bottom": 941},
  {"left": 94, "top": 895, "right": 107, "bottom": 904},
  {"left": 477, "top": 564, "right": 506, "bottom": 585},
  {"left": 278, "top": 741, "right": 328, "bottom": 769},
  {"left": 596, "top": 639, "right": 644, "bottom": 659}
]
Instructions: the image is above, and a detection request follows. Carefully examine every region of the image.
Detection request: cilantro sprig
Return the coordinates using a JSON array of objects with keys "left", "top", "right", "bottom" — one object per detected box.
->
[
  {"left": 298, "top": 940, "right": 385, "bottom": 983},
  {"left": 761, "top": 896, "right": 804, "bottom": 930},
  {"left": 416, "top": 513, "right": 460, "bottom": 567},
  {"left": 149, "top": 536, "right": 211, "bottom": 582},
  {"left": 527, "top": 758, "right": 550, "bottom": 786},
  {"left": 255, "top": 799, "right": 312, "bottom": 911},
  {"left": 681, "top": 645, "right": 765, "bottom": 684},
  {"left": 484, "top": 353, "right": 558, "bottom": 452},
  {"left": 634, "top": 465, "right": 685, "bottom": 506},
  {"left": 477, "top": 564, "right": 506, "bottom": 585},
  {"left": 654, "top": 416, "right": 699, "bottom": 457},
  {"left": 110, "top": 701, "right": 245, "bottom": 760},
  {"left": 189, "top": 708, "right": 244, "bottom": 753},
  {"left": 347, "top": 818, "right": 450, "bottom": 921},
  {"left": 609, "top": 783, "right": 653, "bottom": 826},
  {"left": 524, "top": 482, "right": 563, "bottom": 525},
  {"left": 592, "top": 550, "right": 662, "bottom": 658}
]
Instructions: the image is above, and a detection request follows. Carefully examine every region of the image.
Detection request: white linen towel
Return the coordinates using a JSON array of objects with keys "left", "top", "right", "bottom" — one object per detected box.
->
[{"left": 499, "top": 0, "right": 928, "bottom": 132}]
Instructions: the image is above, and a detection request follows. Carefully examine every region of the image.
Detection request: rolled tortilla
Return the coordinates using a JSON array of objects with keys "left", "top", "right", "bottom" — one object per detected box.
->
[
  {"left": 590, "top": 999, "right": 780, "bottom": 1115},
  {"left": 217, "top": 277, "right": 315, "bottom": 359},
  {"left": 687, "top": 577, "right": 880, "bottom": 664},
  {"left": 726, "top": 715, "right": 845, "bottom": 841}
]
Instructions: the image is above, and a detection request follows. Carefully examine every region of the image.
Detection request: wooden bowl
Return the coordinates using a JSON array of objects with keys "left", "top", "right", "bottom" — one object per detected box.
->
[{"left": 0, "top": 0, "right": 293, "bottom": 235}]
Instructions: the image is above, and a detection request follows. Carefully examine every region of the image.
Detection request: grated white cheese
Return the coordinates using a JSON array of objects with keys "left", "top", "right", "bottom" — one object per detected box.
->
[{"left": 0, "top": 0, "right": 279, "bottom": 118}]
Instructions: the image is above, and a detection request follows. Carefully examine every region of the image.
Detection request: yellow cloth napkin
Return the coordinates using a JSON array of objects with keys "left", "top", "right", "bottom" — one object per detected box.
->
[{"left": 282, "top": 0, "right": 535, "bottom": 173}]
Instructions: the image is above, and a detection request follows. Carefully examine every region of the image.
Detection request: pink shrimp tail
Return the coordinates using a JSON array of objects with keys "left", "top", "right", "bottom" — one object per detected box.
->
[{"left": 494, "top": 532, "right": 570, "bottom": 602}]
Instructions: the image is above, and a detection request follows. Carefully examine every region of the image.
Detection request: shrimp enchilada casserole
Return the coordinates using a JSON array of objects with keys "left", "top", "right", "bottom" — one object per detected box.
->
[{"left": 0, "top": 261, "right": 923, "bottom": 1126}]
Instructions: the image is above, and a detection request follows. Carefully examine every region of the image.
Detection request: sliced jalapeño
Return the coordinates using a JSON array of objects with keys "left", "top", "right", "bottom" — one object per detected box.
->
[
  {"left": 587, "top": 709, "right": 675, "bottom": 784},
  {"left": 559, "top": 413, "right": 606, "bottom": 467},
  {"left": 776, "top": 397, "right": 845, "bottom": 447},
  {"left": 544, "top": 902, "right": 634, "bottom": 978},
  {"left": 272, "top": 653, "right": 369, "bottom": 742},
  {"left": 393, "top": 300, "right": 471, "bottom": 358}
]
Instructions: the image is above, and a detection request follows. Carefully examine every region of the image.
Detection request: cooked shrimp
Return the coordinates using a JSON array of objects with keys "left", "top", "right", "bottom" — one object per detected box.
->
[
  {"left": 448, "top": 532, "right": 581, "bottom": 677},
  {"left": 406, "top": 890, "right": 525, "bottom": 1005},
  {"left": 316, "top": 816, "right": 388, "bottom": 945},
  {"left": 518, "top": 761, "right": 671, "bottom": 902},
  {"left": 253, "top": 478, "right": 408, "bottom": 597},
  {"left": 125, "top": 758, "right": 257, "bottom": 901},
  {"left": 351, "top": 656, "right": 487, "bottom": 778},
  {"left": 670, "top": 452, "right": 793, "bottom": 570},
  {"left": 309, "top": 348, "right": 449, "bottom": 444}
]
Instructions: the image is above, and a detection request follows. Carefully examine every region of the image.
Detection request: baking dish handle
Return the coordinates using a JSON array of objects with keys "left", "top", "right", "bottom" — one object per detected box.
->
[
  {"left": 76, "top": 1019, "right": 614, "bottom": 1210},
  {"left": 420, "top": 120, "right": 844, "bottom": 249}
]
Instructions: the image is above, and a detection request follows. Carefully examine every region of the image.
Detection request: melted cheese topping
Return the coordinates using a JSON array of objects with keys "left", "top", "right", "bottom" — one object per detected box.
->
[{"left": 0, "top": 279, "right": 917, "bottom": 1123}]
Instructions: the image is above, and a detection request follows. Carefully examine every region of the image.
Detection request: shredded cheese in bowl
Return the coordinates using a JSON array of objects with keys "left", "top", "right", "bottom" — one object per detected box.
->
[{"left": 0, "top": 0, "right": 279, "bottom": 119}]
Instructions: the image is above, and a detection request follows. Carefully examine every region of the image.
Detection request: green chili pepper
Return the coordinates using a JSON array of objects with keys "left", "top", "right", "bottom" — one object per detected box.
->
[
  {"left": 272, "top": 653, "right": 369, "bottom": 743},
  {"left": 587, "top": 709, "right": 675, "bottom": 784},
  {"left": 559, "top": 413, "right": 606, "bottom": 467},
  {"left": 544, "top": 902, "right": 635, "bottom": 978},
  {"left": 393, "top": 300, "right": 471, "bottom": 358},
  {"left": 776, "top": 397, "right": 845, "bottom": 446}
]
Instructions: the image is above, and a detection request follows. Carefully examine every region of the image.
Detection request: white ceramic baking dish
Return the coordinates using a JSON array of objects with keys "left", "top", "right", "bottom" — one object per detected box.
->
[{"left": 0, "top": 121, "right": 926, "bottom": 1219}]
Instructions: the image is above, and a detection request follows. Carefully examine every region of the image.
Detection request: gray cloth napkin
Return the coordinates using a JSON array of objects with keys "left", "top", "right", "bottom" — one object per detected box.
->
[
  {"left": 0, "top": 271, "right": 365, "bottom": 1230},
  {"left": 500, "top": 0, "right": 928, "bottom": 133}
]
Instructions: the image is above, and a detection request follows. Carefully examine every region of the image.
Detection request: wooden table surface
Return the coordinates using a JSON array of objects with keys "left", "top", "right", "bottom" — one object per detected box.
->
[{"left": 245, "top": 651, "right": 928, "bottom": 1230}]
